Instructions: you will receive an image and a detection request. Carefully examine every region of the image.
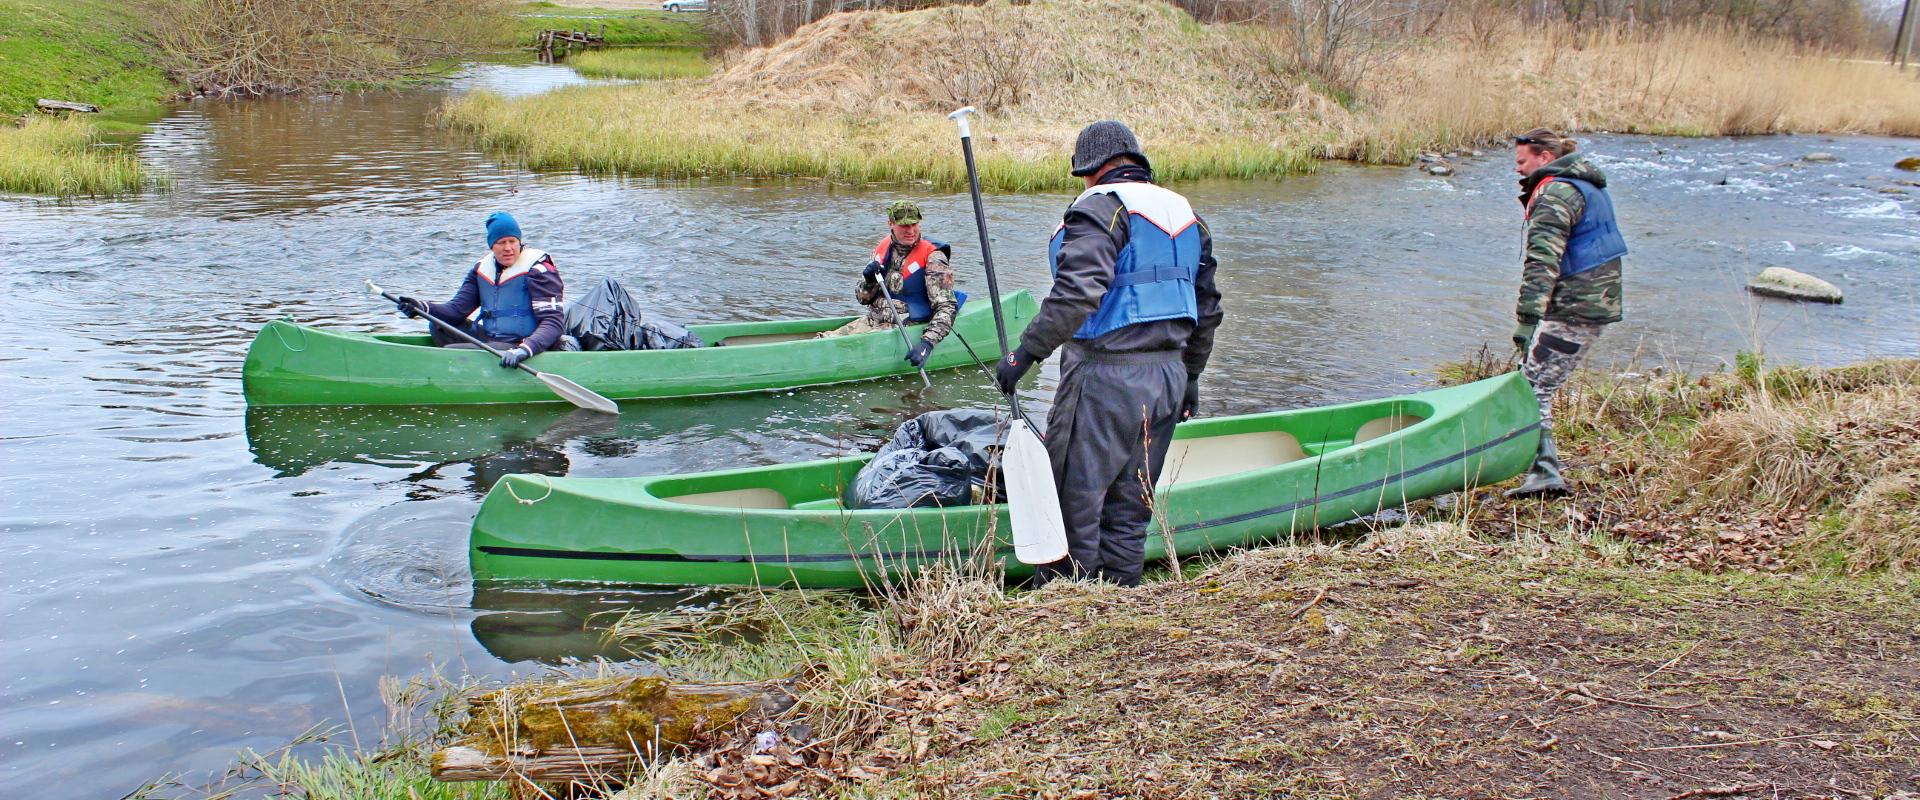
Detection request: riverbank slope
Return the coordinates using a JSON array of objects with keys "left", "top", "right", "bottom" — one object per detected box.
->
[
  {"left": 156, "top": 357, "right": 1920, "bottom": 798},
  {"left": 441, "top": 0, "right": 1920, "bottom": 190},
  {"left": 0, "top": 0, "right": 180, "bottom": 195}
]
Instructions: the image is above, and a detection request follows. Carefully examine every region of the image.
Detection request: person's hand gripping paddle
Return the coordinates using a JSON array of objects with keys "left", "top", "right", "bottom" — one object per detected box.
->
[
  {"left": 947, "top": 107, "right": 1068, "bottom": 566},
  {"left": 874, "top": 275, "right": 932, "bottom": 388},
  {"left": 367, "top": 280, "right": 618, "bottom": 415}
]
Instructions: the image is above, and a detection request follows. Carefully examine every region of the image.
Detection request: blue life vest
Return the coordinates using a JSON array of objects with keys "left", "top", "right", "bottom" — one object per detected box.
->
[
  {"left": 1047, "top": 182, "right": 1200, "bottom": 340},
  {"left": 471, "top": 248, "right": 552, "bottom": 340},
  {"left": 874, "top": 237, "right": 967, "bottom": 322},
  {"left": 1532, "top": 177, "right": 1628, "bottom": 277}
]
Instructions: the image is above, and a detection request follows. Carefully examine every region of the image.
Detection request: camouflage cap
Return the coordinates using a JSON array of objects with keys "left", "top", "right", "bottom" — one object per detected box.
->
[{"left": 887, "top": 200, "right": 923, "bottom": 225}]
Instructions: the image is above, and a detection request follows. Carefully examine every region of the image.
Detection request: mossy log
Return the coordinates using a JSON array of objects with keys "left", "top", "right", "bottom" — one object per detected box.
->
[{"left": 432, "top": 675, "right": 795, "bottom": 783}]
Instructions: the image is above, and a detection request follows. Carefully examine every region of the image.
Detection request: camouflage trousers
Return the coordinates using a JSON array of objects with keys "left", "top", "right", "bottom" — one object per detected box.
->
[
  {"left": 1522, "top": 319, "right": 1605, "bottom": 433},
  {"left": 816, "top": 299, "right": 909, "bottom": 338}
]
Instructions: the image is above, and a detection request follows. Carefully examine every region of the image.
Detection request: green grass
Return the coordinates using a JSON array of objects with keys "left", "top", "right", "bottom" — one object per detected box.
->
[
  {"left": 509, "top": 4, "right": 706, "bottom": 48},
  {"left": 568, "top": 46, "right": 710, "bottom": 80},
  {"left": 0, "top": 0, "right": 180, "bottom": 116},
  {"left": 0, "top": 116, "right": 156, "bottom": 196}
]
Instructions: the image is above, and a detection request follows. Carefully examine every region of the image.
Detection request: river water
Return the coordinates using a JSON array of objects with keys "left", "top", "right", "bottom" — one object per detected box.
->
[{"left": 1, "top": 63, "right": 1915, "bottom": 795}]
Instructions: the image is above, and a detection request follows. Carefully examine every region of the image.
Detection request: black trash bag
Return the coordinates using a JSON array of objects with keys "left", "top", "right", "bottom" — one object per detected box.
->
[
  {"left": 562, "top": 277, "right": 704, "bottom": 351},
  {"left": 848, "top": 408, "right": 1005, "bottom": 509}
]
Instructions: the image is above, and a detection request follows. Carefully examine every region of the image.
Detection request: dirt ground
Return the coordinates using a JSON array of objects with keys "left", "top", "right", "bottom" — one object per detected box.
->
[{"left": 861, "top": 541, "right": 1920, "bottom": 799}]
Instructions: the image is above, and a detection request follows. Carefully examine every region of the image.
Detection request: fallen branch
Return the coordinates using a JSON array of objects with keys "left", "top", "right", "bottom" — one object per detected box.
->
[
  {"left": 1642, "top": 732, "right": 1859, "bottom": 752},
  {"left": 1662, "top": 783, "right": 1769, "bottom": 799},
  {"left": 1289, "top": 587, "right": 1329, "bottom": 619}
]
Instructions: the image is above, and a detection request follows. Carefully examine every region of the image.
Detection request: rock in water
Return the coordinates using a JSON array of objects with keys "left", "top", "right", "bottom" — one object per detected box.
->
[
  {"left": 1428, "top": 165, "right": 1455, "bottom": 176},
  {"left": 1803, "top": 152, "right": 1838, "bottom": 163},
  {"left": 1747, "top": 267, "right": 1843, "bottom": 304},
  {"left": 1897, "top": 156, "right": 1920, "bottom": 171}
]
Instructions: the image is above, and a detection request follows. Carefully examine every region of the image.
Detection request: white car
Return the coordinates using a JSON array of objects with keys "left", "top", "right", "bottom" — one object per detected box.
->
[{"left": 662, "top": 0, "right": 708, "bottom": 10}]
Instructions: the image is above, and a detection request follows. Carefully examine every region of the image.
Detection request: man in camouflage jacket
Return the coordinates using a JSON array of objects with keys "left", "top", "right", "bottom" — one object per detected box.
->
[
  {"left": 820, "top": 201, "right": 960, "bottom": 368},
  {"left": 1509, "top": 133, "right": 1627, "bottom": 497}
]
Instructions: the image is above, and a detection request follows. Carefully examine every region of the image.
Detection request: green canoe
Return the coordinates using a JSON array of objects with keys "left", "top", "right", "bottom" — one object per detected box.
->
[
  {"left": 242, "top": 291, "right": 1036, "bottom": 407},
  {"left": 469, "top": 373, "right": 1542, "bottom": 588}
]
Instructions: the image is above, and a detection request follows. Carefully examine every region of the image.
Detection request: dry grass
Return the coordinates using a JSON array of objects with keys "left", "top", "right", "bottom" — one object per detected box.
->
[
  {"left": 441, "top": 0, "right": 1920, "bottom": 189},
  {"left": 0, "top": 115, "right": 156, "bottom": 196}
]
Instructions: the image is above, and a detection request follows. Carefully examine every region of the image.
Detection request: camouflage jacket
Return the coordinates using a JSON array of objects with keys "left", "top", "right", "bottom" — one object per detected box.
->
[
  {"left": 1516, "top": 154, "right": 1624, "bottom": 325},
  {"left": 854, "top": 241, "right": 959, "bottom": 344}
]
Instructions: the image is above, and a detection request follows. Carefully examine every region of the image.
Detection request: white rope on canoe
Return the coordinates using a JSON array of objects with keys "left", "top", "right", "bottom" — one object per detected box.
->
[
  {"left": 270, "top": 321, "right": 308, "bottom": 352},
  {"left": 505, "top": 474, "right": 554, "bottom": 505}
]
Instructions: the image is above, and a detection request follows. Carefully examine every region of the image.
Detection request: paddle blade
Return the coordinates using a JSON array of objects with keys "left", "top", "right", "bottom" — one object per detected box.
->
[
  {"left": 536, "top": 371, "right": 620, "bottom": 415},
  {"left": 1003, "top": 418, "right": 1067, "bottom": 564}
]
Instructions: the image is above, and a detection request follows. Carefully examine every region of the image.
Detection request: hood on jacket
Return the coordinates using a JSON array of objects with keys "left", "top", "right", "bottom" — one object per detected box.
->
[{"left": 1520, "top": 152, "right": 1607, "bottom": 205}]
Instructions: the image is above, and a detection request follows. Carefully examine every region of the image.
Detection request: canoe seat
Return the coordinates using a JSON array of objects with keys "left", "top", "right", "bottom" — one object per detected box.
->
[
  {"left": 1159, "top": 430, "right": 1308, "bottom": 487},
  {"left": 1354, "top": 414, "right": 1425, "bottom": 444},
  {"left": 664, "top": 487, "right": 788, "bottom": 509},
  {"left": 790, "top": 498, "right": 843, "bottom": 511},
  {"left": 716, "top": 332, "right": 818, "bottom": 347}
]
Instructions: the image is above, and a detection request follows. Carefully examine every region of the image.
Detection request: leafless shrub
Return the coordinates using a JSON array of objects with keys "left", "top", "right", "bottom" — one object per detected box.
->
[{"left": 142, "top": 0, "right": 509, "bottom": 96}]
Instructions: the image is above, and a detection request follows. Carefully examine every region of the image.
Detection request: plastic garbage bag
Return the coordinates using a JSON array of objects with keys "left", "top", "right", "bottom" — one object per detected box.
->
[
  {"left": 848, "top": 408, "right": 1006, "bottom": 509},
  {"left": 563, "top": 277, "right": 703, "bottom": 351}
]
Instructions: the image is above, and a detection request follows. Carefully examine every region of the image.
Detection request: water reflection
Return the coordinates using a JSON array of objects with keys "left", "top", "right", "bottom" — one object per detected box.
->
[{"left": 468, "top": 584, "right": 699, "bottom": 664}]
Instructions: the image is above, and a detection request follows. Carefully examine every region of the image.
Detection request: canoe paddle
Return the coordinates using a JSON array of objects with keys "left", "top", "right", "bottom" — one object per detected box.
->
[
  {"left": 948, "top": 106, "right": 1069, "bottom": 566},
  {"left": 874, "top": 276, "right": 932, "bottom": 388},
  {"left": 366, "top": 280, "right": 619, "bottom": 415}
]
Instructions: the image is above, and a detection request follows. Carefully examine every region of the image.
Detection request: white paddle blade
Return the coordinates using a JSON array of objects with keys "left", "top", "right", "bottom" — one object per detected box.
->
[
  {"left": 537, "top": 372, "right": 620, "bottom": 415},
  {"left": 1003, "top": 418, "right": 1067, "bottom": 564}
]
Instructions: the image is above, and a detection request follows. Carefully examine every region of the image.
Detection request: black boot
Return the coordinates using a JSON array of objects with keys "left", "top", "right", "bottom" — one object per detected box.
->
[{"left": 1505, "top": 432, "right": 1569, "bottom": 498}]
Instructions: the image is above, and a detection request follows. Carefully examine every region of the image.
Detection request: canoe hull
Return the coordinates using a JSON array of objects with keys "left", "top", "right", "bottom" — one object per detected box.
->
[
  {"left": 469, "top": 373, "right": 1542, "bottom": 588},
  {"left": 242, "top": 291, "right": 1036, "bottom": 406}
]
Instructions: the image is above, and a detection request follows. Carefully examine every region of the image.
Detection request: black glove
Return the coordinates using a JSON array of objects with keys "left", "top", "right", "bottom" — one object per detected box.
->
[
  {"left": 394, "top": 296, "right": 425, "bottom": 318},
  {"left": 905, "top": 337, "right": 934, "bottom": 368},
  {"left": 499, "top": 345, "right": 531, "bottom": 369},
  {"left": 862, "top": 260, "right": 886, "bottom": 283},
  {"left": 995, "top": 346, "right": 1034, "bottom": 394},
  {"left": 1512, "top": 320, "right": 1538, "bottom": 353},
  {"left": 1180, "top": 374, "right": 1200, "bottom": 421}
]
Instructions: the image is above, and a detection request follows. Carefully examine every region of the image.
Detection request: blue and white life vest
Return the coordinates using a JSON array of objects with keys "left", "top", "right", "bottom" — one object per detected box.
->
[
  {"left": 1528, "top": 177, "right": 1628, "bottom": 277},
  {"left": 873, "top": 237, "right": 967, "bottom": 322},
  {"left": 471, "top": 247, "right": 556, "bottom": 340},
  {"left": 1048, "top": 182, "right": 1200, "bottom": 340}
]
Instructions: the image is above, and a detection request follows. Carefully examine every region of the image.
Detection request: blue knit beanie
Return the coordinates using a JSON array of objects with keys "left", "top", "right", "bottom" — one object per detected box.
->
[{"left": 485, "top": 212, "right": 522, "bottom": 246}]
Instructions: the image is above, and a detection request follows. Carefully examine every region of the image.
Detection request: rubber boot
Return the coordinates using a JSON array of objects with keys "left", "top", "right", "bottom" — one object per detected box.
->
[{"left": 1505, "top": 432, "right": 1569, "bottom": 498}]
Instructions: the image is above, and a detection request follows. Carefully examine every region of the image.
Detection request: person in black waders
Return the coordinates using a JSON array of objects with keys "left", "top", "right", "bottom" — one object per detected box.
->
[{"left": 995, "top": 121, "right": 1224, "bottom": 587}]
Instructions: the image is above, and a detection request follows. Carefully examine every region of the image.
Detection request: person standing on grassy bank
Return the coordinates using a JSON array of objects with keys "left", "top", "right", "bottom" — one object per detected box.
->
[
  {"left": 819, "top": 201, "right": 964, "bottom": 369},
  {"left": 1507, "top": 128, "right": 1627, "bottom": 498},
  {"left": 393, "top": 212, "right": 565, "bottom": 368},
  {"left": 996, "top": 121, "right": 1224, "bottom": 587}
]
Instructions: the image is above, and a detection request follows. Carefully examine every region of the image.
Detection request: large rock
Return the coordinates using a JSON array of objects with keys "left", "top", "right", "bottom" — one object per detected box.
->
[
  {"left": 1747, "top": 267, "right": 1843, "bottom": 304},
  {"left": 1896, "top": 156, "right": 1920, "bottom": 171}
]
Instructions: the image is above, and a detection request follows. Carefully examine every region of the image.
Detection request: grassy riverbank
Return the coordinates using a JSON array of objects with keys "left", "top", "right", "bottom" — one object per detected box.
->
[
  {"left": 151, "top": 356, "right": 1920, "bottom": 798},
  {"left": 0, "top": 0, "right": 177, "bottom": 195},
  {"left": 442, "top": 0, "right": 1920, "bottom": 190},
  {"left": 509, "top": 3, "right": 708, "bottom": 47},
  {"left": 569, "top": 47, "right": 712, "bottom": 80}
]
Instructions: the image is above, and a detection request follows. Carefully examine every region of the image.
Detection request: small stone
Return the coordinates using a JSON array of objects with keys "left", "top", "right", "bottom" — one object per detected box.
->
[
  {"left": 1427, "top": 165, "right": 1454, "bottom": 176},
  {"left": 1879, "top": 186, "right": 1907, "bottom": 195},
  {"left": 1802, "top": 152, "right": 1838, "bottom": 163},
  {"left": 1417, "top": 151, "right": 1443, "bottom": 163},
  {"left": 1896, "top": 156, "right": 1920, "bottom": 171},
  {"left": 1747, "top": 266, "right": 1843, "bottom": 304},
  {"left": 1470, "top": 149, "right": 1485, "bottom": 157}
]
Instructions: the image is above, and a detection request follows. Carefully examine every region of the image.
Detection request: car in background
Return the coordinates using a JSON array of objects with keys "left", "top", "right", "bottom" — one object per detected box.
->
[{"left": 662, "top": 0, "right": 708, "bottom": 10}]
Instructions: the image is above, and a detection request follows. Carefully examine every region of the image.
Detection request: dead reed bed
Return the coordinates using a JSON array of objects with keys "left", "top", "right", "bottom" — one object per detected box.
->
[{"left": 441, "top": 0, "right": 1920, "bottom": 189}]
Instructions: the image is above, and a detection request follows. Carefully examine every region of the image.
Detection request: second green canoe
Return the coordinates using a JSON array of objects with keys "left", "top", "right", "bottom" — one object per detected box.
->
[
  {"left": 243, "top": 291, "right": 1036, "bottom": 407},
  {"left": 469, "top": 373, "right": 1542, "bottom": 588}
]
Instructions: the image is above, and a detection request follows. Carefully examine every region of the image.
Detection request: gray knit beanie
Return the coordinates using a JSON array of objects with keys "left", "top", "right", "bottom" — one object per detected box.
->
[{"left": 1069, "top": 120, "right": 1151, "bottom": 177}]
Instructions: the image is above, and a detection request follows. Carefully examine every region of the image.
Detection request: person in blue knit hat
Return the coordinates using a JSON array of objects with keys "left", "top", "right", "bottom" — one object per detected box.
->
[{"left": 393, "top": 212, "right": 566, "bottom": 368}]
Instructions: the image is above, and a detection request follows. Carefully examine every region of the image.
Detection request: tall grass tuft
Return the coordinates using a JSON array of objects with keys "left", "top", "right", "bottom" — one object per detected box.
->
[
  {"left": 443, "top": 0, "right": 1920, "bottom": 190},
  {"left": 0, "top": 116, "right": 155, "bottom": 197},
  {"left": 568, "top": 47, "right": 711, "bottom": 80}
]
